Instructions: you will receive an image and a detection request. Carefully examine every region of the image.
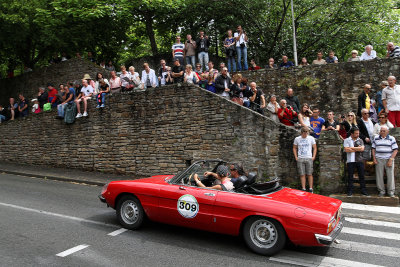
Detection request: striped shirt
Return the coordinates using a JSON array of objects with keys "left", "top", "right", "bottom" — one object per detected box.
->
[
  {"left": 372, "top": 135, "right": 398, "bottom": 159},
  {"left": 172, "top": 43, "right": 185, "bottom": 58},
  {"left": 389, "top": 46, "right": 400, "bottom": 58}
]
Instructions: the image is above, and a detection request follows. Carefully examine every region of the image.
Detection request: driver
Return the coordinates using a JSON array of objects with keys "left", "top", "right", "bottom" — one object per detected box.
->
[{"left": 193, "top": 165, "right": 234, "bottom": 191}]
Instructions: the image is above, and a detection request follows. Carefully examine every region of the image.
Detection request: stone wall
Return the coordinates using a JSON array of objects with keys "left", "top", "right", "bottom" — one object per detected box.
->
[
  {"left": 243, "top": 58, "right": 400, "bottom": 116},
  {"left": 0, "top": 85, "right": 299, "bottom": 182}
]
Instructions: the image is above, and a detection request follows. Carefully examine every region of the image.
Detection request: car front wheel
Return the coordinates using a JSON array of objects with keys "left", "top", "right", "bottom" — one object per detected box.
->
[
  {"left": 243, "top": 216, "right": 286, "bottom": 255},
  {"left": 116, "top": 195, "right": 145, "bottom": 230}
]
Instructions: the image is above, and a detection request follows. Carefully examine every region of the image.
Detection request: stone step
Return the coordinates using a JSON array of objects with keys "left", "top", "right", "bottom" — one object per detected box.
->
[{"left": 330, "top": 194, "right": 399, "bottom": 207}]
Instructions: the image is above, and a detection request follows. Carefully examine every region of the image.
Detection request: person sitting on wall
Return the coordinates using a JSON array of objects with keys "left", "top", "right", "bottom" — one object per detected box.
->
[
  {"left": 47, "top": 83, "right": 58, "bottom": 108},
  {"left": 265, "top": 58, "right": 277, "bottom": 69},
  {"left": 312, "top": 51, "right": 327, "bottom": 65},
  {"left": 248, "top": 59, "right": 261, "bottom": 71},
  {"left": 75, "top": 79, "right": 94, "bottom": 118},
  {"left": 279, "top": 55, "right": 294, "bottom": 69},
  {"left": 37, "top": 87, "right": 48, "bottom": 109},
  {"left": 7, "top": 97, "right": 19, "bottom": 120},
  {"left": 193, "top": 165, "right": 235, "bottom": 191},
  {"left": 18, "top": 93, "right": 29, "bottom": 118},
  {"left": 278, "top": 99, "right": 298, "bottom": 126},
  {"left": 326, "top": 51, "right": 339, "bottom": 64},
  {"left": 0, "top": 104, "right": 8, "bottom": 123}
]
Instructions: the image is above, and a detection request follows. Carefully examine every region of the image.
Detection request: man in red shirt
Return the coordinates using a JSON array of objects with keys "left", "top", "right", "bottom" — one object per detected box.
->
[
  {"left": 278, "top": 99, "right": 298, "bottom": 126},
  {"left": 47, "top": 83, "right": 58, "bottom": 107}
]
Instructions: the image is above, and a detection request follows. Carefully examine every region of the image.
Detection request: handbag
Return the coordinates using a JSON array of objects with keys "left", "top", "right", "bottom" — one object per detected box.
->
[{"left": 43, "top": 103, "right": 51, "bottom": 111}]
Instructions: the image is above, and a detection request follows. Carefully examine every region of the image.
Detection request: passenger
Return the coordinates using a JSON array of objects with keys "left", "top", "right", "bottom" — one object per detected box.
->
[
  {"left": 193, "top": 165, "right": 234, "bottom": 191},
  {"left": 229, "top": 163, "right": 247, "bottom": 185}
]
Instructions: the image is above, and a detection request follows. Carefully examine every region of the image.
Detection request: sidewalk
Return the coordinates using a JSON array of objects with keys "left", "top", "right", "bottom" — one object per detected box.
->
[{"left": 0, "top": 162, "right": 134, "bottom": 186}]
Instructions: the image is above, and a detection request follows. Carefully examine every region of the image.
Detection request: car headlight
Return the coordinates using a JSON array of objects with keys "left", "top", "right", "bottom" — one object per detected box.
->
[{"left": 327, "top": 204, "right": 342, "bottom": 233}]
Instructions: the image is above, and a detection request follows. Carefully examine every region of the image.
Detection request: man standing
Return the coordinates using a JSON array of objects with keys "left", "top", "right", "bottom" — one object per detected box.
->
[
  {"left": 386, "top": 42, "right": 400, "bottom": 58},
  {"left": 344, "top": 127, "right": 369, "bottom": 196},
  {"left": 382, "top": 76, "right": 400, "bottom": 127},
  {"left": 171, "top": 59, "right": 184, "bottom": 84},
  {"left": 372, "top": 126, "right": 398, "bottom": 197},
  {"left": 284, "top": 88, "right": 300, "bottom": 113},
  {"left": 158, "top": 59, "right": 169, "bottom": 87},
  {"left": 249, "top": 82, "right": 265, "bottom": 115},
  {"left": 322, "top": 111, "right": 340, "bottom": 131},
  {"left": 357, "top": 84, "right": 372, "bottom": 117},
  {"left": 172, "top": 36, "right": 185, "bottom": 65},
  {"left": 278, "top": 99, "right": 297, "bottom": 126},
  {"left": 215, "top": 67, "right": 231, "bottom": 99},
  {"left": 184, "top": 34, "right": 196, "bottom": 69},
  {"left": 196, "top": 31, "right": 210, "bottom": 72},
  {"left": 234, "top": 25, "right": 248, "bottom": 71},
  {"left": 310, "top": 108, "right": 325, "bottom": 139},
  {"left": 312, "top": 51, "right": 327, "bottom": 65},
  {"left": 293, "top": 127, "right": 317, "bottom": 193}
]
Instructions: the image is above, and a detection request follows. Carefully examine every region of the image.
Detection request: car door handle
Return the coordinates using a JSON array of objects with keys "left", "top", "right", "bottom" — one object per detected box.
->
[
  {"left": 204, "top": 193, "right": 215, "bottom": 196},
  {"left": 179, "top": 186, "right": 186, "bottom": 190}
]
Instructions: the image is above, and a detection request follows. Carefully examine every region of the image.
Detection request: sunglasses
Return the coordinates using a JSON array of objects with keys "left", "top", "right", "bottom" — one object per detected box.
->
[
  {"left": 348, "top": 115, "right": 354, "bottom": 116},
  {"left": 379, "top": 117, "right": 386, "bottom": 119}
]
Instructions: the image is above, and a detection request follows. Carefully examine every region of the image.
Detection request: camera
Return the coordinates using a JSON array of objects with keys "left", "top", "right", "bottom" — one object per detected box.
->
[{"left": 287, "top": 105, "right": 292, "bottom": 110}]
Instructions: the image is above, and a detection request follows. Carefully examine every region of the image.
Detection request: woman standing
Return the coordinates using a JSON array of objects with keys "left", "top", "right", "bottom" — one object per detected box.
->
[
  {"left": 183, "top": 65, "right": 199, "bottom": 84},
  {"left": 340, "top": 111, "right": 358, "bottom": 138},
  {"left": 266, "top": 95, "right": 280, "bottom": 123},
  {"left": 298, "top": 103, "right": 312, "bottom": 127},
  {"left": 224, "top": 30, "right": 236, "bottom": 73}
]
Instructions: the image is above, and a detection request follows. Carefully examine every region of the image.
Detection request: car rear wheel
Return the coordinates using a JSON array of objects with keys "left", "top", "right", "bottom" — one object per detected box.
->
[
  {"left": 116, "top": 195, "right": 145, "bottom": 230},
  {"left": 243, "top": 216, "right": 286, "bottom": 255}
]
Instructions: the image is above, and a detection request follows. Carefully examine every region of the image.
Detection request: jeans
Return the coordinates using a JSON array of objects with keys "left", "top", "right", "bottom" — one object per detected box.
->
[
  {"left": 0, "top": 114, "right": 5, "bottom": 122},
  {"left": 227, "top": 56, "right": 236, "bottom": 73},
  {"left": 198, "top": 52, "right": 209, "bottom": 71},
  {"left": 243, "top": 100, "right": 250, "bottom": 108},
  {"left": 185, "top": 56, "right": 196, "bottom": 69},
  {"left": 236, "top": 46, "right": 248, "bottom": 71},
  {"left": 347, "top": 162, "right": 367, "bottom": 194},
  {"left": 98, "top": 93, "right": 107, "bottom": 105}
]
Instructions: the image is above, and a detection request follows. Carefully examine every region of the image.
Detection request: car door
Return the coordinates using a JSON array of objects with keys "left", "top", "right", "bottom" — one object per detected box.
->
[{"left": 157, "top": 183, "right": 217, "bottom": 230}]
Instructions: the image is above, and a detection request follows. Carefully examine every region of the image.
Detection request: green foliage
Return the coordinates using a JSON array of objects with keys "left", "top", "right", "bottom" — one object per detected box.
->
[
  {"left": 297, "top": 77, "right": 320, "bottom": 90},
  {"left": 1, "top": 0, "right": 400, "bottom": 76}
]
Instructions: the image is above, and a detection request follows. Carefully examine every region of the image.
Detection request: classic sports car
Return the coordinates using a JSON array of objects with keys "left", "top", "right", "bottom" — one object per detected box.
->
[{"left": 99, "top": 160, "right": 343, "bottom": 255}]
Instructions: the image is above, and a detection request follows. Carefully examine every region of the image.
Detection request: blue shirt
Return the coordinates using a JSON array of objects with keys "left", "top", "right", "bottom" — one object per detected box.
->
[{"left": 310, "top": 117, "right": 325, "bottom": 138}]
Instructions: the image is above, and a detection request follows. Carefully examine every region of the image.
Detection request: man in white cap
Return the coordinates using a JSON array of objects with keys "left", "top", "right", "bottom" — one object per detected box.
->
[
  {"left": 75, "top": 79, "right": 93, "bottom": 118},
  {"left": 348, "top": 50, "right": 360, "bottom": 62}
]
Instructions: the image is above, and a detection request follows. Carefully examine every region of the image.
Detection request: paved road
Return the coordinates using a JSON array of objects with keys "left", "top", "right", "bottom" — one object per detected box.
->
[{"left": 1, "top": 173, "right": 399, "bottom": 267}]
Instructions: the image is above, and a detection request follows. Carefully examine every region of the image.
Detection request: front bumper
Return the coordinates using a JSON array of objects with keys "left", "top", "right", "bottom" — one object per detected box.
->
[
  {"left": 315, "top": 216, "right": 345, "bottom": 245},
  {"left": 98, "top": 194, "right": 106, "bottom": 203}
]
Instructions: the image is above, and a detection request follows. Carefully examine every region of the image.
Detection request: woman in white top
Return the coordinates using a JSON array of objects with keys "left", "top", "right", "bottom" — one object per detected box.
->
[
  {"left": 298, "top": 103, "right": 312, "bottom": 127},
  {"left": 128, "top": 66, "right": 141, "bottom": 88},
  {"left": 266, "top": 95, "right": 280, "bottom": 123},
  {"left": 183, "top": 64, "right": 199, "bottom": 84},
  {"left": 373, "top": 113, "right": 394, "bottom": 136},
  {"left": 94, "top": 72, "right": 109, "bottom": 95},
  {"left": 140, "top": 63, "right": 158, "bottom": 88}
]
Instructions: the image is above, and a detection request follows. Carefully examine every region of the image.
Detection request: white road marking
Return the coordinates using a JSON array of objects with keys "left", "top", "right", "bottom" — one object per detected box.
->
[
  {"left": 346, "top": 217, "right": 400, "bottom": 229},
  {"left": 269, "top": 250, "right": 383, "bottom": 267},
  {"left": 342, "top": 227, "right": 400, "bottom": 240},
  {"left": 107, "top": 228, "right": 128, "bottom": 236},
  {"left": 332, "top": 240, "right": 400, "bottom": 258},
  {"left": 0, "top": 201, "right": 118, "bottom": 228},
  {"left": 342, "top": 203, "right": 400, "bottom": 215},
  {"left": 56, "top": 244, "right": 90, "bottom": 257}
]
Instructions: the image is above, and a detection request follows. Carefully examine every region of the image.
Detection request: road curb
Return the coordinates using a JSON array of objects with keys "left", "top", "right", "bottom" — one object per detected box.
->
[{"left": 0, "top": 169, "right": 106, "bottom": 186}]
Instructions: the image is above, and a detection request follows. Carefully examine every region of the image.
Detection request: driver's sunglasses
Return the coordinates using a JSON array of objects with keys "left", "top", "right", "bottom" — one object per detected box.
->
[{"left": 230, "top": 168, "right": 236, "bottom": 171}]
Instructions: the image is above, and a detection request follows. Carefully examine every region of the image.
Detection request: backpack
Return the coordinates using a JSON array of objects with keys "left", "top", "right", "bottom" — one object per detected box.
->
[
  {"left": 64, "top": 102, "right": 77, "bottom": 124},
  {"left": 43, "top": 103, "right": 51, "bottom": 111}
]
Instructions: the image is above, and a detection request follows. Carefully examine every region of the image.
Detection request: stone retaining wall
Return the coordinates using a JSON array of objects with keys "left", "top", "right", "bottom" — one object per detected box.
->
[{"left": 0, "top": 84, "right": 299, "bottom": 183}]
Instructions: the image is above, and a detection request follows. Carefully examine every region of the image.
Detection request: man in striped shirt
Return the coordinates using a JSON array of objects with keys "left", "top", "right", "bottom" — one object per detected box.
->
[
  {"left": 372, "top": 126, "right": 398, "bottom": 197},
  {"left": 386, "top": 42, "right": 400, "bottom": 58},
  {"left": 172, "top": 36, "right": 185, "bottom": 65}
]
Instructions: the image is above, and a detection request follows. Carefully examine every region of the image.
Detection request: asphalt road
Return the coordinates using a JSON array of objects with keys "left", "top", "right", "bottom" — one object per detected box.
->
[{"left": 1, "top": 173, "right": 399, "bottom": 267}]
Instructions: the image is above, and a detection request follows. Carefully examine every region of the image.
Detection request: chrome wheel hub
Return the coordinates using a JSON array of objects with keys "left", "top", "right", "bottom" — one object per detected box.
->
[
  {"left": 250, "top": 220, "right": 277, "bottom": 248},
  {"left": 121, "top": 200, "right": 139, "bottom": 224}
]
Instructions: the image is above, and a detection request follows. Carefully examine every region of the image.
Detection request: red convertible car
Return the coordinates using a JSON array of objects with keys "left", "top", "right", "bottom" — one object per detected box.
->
[{"left": 99, "top": 160, "right": 343, "bottom": 255}]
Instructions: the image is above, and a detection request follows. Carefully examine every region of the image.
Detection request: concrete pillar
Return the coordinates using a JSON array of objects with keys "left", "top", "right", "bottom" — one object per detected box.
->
[{"left": 317, "top": 130, "right": 344, "bottom": 195}]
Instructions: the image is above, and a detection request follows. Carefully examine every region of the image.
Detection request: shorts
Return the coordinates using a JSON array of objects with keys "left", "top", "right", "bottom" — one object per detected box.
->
[{"left": 297, "top": 158, "right": 313, "bottom": 176}]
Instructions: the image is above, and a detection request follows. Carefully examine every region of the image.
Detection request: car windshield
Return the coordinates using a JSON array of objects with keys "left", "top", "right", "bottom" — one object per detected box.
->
[{"left": 170, "top": 160, "right": 223, "bottom": 185}]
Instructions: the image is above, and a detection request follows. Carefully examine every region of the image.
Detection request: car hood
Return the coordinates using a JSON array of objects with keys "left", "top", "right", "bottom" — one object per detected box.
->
[
  {"left": 268, "top": 188, "right": 341, "bottom": 214},
  {"left": 114, "top": 175, "right": 173, "bottom": 185}
]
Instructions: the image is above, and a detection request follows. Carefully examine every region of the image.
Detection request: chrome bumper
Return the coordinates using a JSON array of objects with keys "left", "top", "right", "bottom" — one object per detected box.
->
[
  {"left": 315, "top": 216, "right": 345, "bottom": 245},
  {"left": 98, "top": 194, "right": 106, "bottom": 203}
]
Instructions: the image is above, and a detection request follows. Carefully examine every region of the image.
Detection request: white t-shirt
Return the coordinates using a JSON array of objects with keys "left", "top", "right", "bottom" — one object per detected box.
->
[
  {"left": 382, "top": 85, "right": 400, "bottom": 111},
  {"left": 293, "top": 136, "right": 315, "bottom": 159},
  {"left": 234, "top": 32, "right": 247, "bottom": 47},
  {"left": 81, "top": 85, "right": 94, "bottom": 97},
  {"left": 266, "top": 102, "right": 280, "bottom": 123},
  {"left": 362, "top": 118, "right": 374, "bottom": 139},
  {"left": 184, "top": 71, "right": 196, "bottom": 84}
]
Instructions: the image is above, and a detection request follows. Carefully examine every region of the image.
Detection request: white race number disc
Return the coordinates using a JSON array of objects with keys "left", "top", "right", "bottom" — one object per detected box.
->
[{"left": 177, "top": 194, "right": 199, "bottom": 218}]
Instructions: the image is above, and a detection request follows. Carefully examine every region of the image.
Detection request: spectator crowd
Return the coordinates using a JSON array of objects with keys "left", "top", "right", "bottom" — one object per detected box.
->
[{"left": 1, "top": 31, "right": 399, "bottom": 198}]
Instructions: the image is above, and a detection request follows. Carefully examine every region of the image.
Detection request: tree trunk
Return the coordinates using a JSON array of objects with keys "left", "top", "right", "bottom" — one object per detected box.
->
[{"left": 144, "top": 11, "right": 158, "bottom": 56}]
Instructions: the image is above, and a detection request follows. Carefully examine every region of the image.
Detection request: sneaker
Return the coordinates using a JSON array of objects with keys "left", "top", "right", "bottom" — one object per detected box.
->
[
  {"left": 347, "top": 192, "right": 353, "bottom": 197},
  {"left": 96, "top": 105, "right": 100, "bottom": 108},
  {"left": 76, "top": 113, "right": 82, "bottom": 118},
  {"left": 301, "top": 188, "right": 307, "bottom": 191},
  {"left": 361, "top": 191, "right": 370, "bottom": 197},
  {"left": 83, "top": 112, "right": 88, "bottom": 117},
  {"left": 100, "top": 104, "right": 105, "bottom": 108},
  {"left": 378, "top": 192, "right": 385, "bottom": 197},
  {"left": 388, "top": 193, "right": 395, "bottom": 198},
  {"left": 309, "top": 188, "right": 313, "bottom": 193}
]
